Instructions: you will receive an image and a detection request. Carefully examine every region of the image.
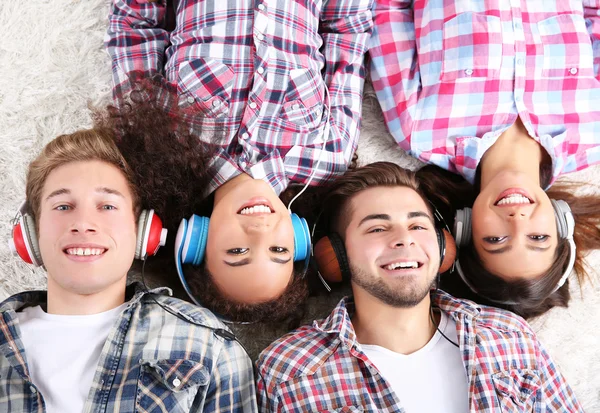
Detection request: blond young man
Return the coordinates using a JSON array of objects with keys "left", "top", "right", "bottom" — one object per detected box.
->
[{"left": 1, "top": 129, "right": 257, "bottom": 412}]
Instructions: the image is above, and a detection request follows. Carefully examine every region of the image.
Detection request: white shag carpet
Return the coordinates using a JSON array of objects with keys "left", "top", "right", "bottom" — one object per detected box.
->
[{"left": 0, "top": 1, "right": 598, "bottom": 409}]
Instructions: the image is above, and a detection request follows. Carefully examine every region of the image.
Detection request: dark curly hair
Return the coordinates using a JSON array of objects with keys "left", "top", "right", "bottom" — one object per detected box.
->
[{"left": 95, "top": 78, "right": 319, "bottom": 323}]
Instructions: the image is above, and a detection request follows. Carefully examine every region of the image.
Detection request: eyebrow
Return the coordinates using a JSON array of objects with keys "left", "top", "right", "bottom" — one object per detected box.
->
[
  {"left": 482, "top": 245, "right": 551, "bottom": 254},
  {"left": 358, "top": 211, "right": 433, "bottom": 227},
  {"left": 223, "top": 257, "right": 292, "bottom": 267},
  {"left": 45, "top": 187, "right": 125, "bottom": 201}
]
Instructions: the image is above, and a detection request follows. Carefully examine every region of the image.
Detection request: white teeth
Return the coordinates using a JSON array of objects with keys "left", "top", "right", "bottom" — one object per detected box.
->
[
  {"left": 240, "top": 205, "right": 273, "bottom": 215},
  {"left": 385, "top": 261, "right": 419, "bottom": 270},
  {"left": 497, "top": 194, "right": 531, "bottom": 206},
  {"left": 66, "top": 248, "right": 105, "bottom": 256}
]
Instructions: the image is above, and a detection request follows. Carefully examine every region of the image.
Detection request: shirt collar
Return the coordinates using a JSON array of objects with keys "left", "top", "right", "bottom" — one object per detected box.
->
[
  {"left": 313, "top": 290, "right": 481, "bottom": 347},
  {"left": 0, "top": 282, "right": 171, "bottom": 314}
]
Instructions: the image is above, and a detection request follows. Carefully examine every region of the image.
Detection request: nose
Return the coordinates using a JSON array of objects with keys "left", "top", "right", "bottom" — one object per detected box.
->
[
  {"left": 70, "top": 211, "right": 97, "bottom": 234},
  {"left": 505, "top": 206, "right": 530, "bottom": 220},
  {"left": 244, "top": 220, "right": 272, "bottom": 234},
  {"left": 389, "top": 228, "right": 414, "bottom": 248}
]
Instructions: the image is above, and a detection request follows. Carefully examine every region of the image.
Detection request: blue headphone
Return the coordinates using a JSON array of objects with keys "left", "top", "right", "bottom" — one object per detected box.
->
[{"left": 174, "top": 213, "right": 311, "bottom": 306}]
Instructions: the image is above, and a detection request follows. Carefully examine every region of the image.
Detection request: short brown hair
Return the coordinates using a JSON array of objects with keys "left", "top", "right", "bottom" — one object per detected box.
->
[
  {"left": 320, "top": 162, "right": 427, "bottom": 237},
  {"left": 26, "top": 128, "right": 140, "bottom": 227}
]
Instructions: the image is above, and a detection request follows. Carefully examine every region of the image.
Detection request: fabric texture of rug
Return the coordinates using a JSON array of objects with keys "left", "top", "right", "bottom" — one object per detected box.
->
[{"left": 0, "top": 1, "right": 598, "bottom": 409}]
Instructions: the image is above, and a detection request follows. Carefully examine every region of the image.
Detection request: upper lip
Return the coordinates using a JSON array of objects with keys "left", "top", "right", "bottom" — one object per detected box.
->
[
  {"left": 237, "top": 198, "right": 275, "bottom": 214},
  {"left": 494, "top": 188, "right": 534, "bottom": 206},
  {"left": 63, "top": 243, "right": 108, "bottom": 251}
]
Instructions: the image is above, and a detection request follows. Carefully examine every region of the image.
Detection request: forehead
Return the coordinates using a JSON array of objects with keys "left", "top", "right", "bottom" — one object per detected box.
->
[
  {"left": 348, "top": 186, "right": 429, "bottom": 221},
  {"left": 42, "top": 160, "right": 131, "bottom": 197}
]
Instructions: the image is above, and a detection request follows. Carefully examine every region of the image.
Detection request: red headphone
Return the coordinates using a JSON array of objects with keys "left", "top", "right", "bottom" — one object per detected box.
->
[{"left": 9, "top": 201, "right": 168, "bottom": 266}]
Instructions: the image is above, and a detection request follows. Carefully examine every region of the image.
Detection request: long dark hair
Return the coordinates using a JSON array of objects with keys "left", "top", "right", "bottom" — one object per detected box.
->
[{"left": 416, "top": 164, "right": 600, "bottom": 318}]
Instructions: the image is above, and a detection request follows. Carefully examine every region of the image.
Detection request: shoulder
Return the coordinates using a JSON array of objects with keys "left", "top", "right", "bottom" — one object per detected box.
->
[
  {"left": 474, "top": 304, "right": 536, "bottom": 336},
  {"left": 258, "top": 322, "right": 338, "bottom": 384}
]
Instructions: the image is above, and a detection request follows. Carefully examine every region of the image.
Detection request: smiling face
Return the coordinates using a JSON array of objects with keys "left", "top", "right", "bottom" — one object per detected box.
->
[
  {"left": 37, "top": 160, "right": 137, "bottom": 298},
  {"left": 205, "top": 178, "right": 295, "bottom": 304},
  {"left": 472, "top": 171, "right": 558, "bottom": 280},
  {"left": 343, "top": 186, "right": 440, "bottom": 308}
]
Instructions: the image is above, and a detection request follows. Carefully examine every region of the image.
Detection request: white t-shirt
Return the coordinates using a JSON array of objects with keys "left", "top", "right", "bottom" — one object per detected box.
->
[
  {"left": 361, "top": 312, "right": 468, "bottom": 413},
  {"left": 16, "top": 303, "right": 127, "bottom": 413}
]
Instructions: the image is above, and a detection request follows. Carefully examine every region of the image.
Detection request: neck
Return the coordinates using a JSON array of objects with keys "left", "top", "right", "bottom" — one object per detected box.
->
[
  {"left": 214, "top": 173, "right": 252, "bottom": 205},
  {"left": 46, "top": 276, "right": 127, "bottom": 315},
  {"left": 479, "top": 119, "right": 544, "bottom": 188},
  {"left": 351, "top": 287, "right": 436, "bottom": 355}
]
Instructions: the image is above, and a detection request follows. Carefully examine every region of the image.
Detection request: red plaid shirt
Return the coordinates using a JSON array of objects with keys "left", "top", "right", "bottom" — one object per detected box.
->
[
  {"left": 106, "top": 0, "right": 373, "bottom": 195},
  {"left": 257, "top": 291, "right": 582, "bottom": 412},
  {"left": 369, "top": 0, "right": 600, "bottom": 186}
]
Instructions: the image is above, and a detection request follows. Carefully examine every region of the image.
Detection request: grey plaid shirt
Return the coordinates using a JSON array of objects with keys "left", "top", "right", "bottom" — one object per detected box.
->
[{"left": 0, "top": 283, "right": 257, "bottom": 412}]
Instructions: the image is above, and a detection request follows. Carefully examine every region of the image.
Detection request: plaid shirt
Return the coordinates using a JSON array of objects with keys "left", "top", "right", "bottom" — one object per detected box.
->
[
  {"left": 106, "top": 0, "right": 373, "bottom": 195},
  {"left": 0, "top": 283, "right": 257, "bottom": 413},
  {"left": 369, "top": 0, "right": 600, "bottom": 185},
  {"left": 257, "top": 290, "right": 582, "bottom": 412}
]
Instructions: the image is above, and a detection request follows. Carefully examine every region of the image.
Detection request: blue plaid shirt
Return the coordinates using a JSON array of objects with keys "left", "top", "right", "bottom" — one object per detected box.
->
[{"left": 0, "top": 283, "right": 257, "bottom": 412}]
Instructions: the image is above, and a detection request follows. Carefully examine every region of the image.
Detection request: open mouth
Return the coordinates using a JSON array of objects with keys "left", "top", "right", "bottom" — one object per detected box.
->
[
  {"left": 237, "top": 198, "right": 275, "bottom": 216},
  {"left": 494, "top": 189, "right": 533, "bottom": 206},
  {"left": 381, "top": 261, "right": 423, "bottom": 271},
  {"left": 64, "top": 247, "right": 107, "bottom": 257}
]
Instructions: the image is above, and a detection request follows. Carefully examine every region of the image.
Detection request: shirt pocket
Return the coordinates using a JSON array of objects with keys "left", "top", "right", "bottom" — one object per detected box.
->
[
  {"left": 282, "top": 68, "right": 324, "bottom": 130},
  {"left": 137, "top": 359, "right": 209, "bottom": 413},
  {"left": 440, "top": 12, "right": 503, "bottom": 82},
  {"left": 492, "top": 369, "right": 541, "bottom": 412},
  {"left": 537, "top": 14, "right": 594, "bottom": 78},
  {"left": 177, "top": 58, "right": 234, "bottom": 119}
]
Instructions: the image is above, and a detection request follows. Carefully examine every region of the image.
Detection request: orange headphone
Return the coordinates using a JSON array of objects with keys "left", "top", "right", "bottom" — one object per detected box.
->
[{"left": 312, "top": 203, "right": 457, "bottom": 285}]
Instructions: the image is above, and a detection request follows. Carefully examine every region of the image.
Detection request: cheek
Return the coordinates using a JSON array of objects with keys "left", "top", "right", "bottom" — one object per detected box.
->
[{"left": 345, "top": 235, "right": 378, "bottom": 267}]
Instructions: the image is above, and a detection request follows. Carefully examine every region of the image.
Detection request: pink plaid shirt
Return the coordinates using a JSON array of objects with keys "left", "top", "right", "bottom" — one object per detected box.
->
[
  {"left": 257, "top": 291, "right": 582, "bottom": 412},
  {"left": 369, "top": 0, "right": 600, "bottom": 185},
  {"left": 106, "top": 0, "right": 373, "bottom": 195}
]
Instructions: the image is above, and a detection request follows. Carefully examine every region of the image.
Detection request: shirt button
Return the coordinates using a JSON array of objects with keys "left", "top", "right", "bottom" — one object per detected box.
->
[
  {"left": 212, "top": 100, "right": 221, "bottom": 107},
  {"left": 257, "top": 67, "right": 265, "bottom": 74},
  {"left": 187, "top": 96, "right": 195, "bottom": 104},
  {"left": 249, "top": 102, "right": 258, "bottom": 109},
  {"left": 242, "top": 133, "right": 249, "bottom": 140},
  {"left": 515, "top": 95, "right": 522, "bottom": 102},
  {"left": 256, "top": 33, "right": 265, "bottom": 41},
  {"left": 464, "top": 69, "right": 473, "bottom": 76},
  {"left": 240, "top": 161, "right": 247, "bottom": 169},
  {"left": 517, "top": 58, "right": 524, "bottom": 66},
  {"left": 258, "top": 4, "right": 265, "bottom": 10},
  {"left": 30, "top": 386, "right": 37, "bottom": 394},
  {"left": 292, "top": 103, "right": 300, "bottom": 110},
  {"left": 172, "top": 378, "right": 181, "bottom": 387},
  {"left": 514, "top": 22, "right": 522, "bottom": 30},
  {"left": 570, "top": 67, "right": 578, "bottom": 75}
]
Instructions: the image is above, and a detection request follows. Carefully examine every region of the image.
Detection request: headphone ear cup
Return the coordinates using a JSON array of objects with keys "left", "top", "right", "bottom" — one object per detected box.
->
[
  {"left": 453, "top": 207, "right": 472, "bottom": 247},
  {"left": 136, "top": 209, "right": 168, "bottom": 260},
  {"left": 291, "top": 213, "right": 311, "bottom": 261},
  {"left": 551, "top": 199, "right": 575, "bottom": 239},
  {"left": 135, "top": 211, "right": 151, "bottom": 260},
  {"left": 181, "top": 215, "right": 210, "bottom": 266},
  {"left": 314, "top": 233, "right": 350, "bottom": 284},
  {"left": 438, "top": 228, "right": 456, "bottom": 274},
  {"left": 23, "top": 215, "right": 42, "bottom": 266},
  {"left": 11, "top": 215, "right": 42, "bottom": 266}
]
